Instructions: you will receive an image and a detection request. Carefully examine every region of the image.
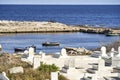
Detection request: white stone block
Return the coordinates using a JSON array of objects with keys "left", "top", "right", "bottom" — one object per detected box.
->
[
  {"left": 112, "top": 57, "right": 120, "bottom": 67},
  {"left": 33, "top": 56, "right": 41, "bottom": 69},
  {"left": 92, "top": 74, "right": 98, "bottom": 80},
  {"left": 41, "top": 53, "right": 45, "bottom": 59},
  {"left": 118, "top": 73, "right": 120, "bottom": 78},
  {"left": 0, "top": 44, "right": 2, "bottom": 51},
  {"left": 101, "top": 46, "right": 108, "bottom": 58},
  {"left": 9, "top": 66, "right": 24, "bottom": 74},
  {"left": 60, "top": 48, "right": 68, "bottom": 58},
  {"left": 110, "top": 48, "right": 115, "bottom": 58},
  {"left": 117, "top": 46, "right": 120, "bottom": 57},
  {"left": 39, "top": 51, "right": 43, "bottom": 54},
  {"left": 64, "top": 58, "right": 75, "bottom": 68},
  {"left": 24, "top": 50, "right": 29, "bottom": 54},
  {"left": 98, "top": 58, "right": 105, "bottom": 71},
  {"left": 0, "top": 72, "right": 9, "bottom": 80},
  {"left": 28, "top": 47, "right": 34, "bottom": 57},
  {"left": 51, "top": 72, "right": 58, "bottom": 80}
]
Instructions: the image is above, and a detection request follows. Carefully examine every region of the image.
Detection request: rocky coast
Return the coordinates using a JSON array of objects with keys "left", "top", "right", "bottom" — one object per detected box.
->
[{"left": 0, "top": 20, "right": 120, "bottom": 35}]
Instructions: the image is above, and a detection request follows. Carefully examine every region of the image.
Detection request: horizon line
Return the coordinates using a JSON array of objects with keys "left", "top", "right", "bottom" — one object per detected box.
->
[{"left": 0, "top": 3, "right": 120, "bottom": 5}]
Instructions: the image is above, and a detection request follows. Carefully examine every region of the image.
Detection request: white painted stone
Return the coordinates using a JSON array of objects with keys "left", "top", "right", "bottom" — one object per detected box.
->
[
  {"left": 27, "top": 47, "right": 35, "bottom": 63},
  {"left": 83, "top": 73, "right": 88, "bottom": 79},
  {"left": 39, "top": 51, "right": 43, "bottom": 54},
  {"left": 64, "top": 58, "right": 75, "bottom": 68},
  {"left": 92, "top": 74, "right": 98, "bottom": 80},
  {"left": 60, "top": 48, "right": 68, "bottom": 58},
  {"left": 95, "top": 58, "right": 112, "bottom": 78},
  {"left": 118, "top": 73, "right": 120, "bottom": 78},
  {"left": 51, "top": 72, "right": 58, "bottom": 80},
  {"left": 112, "top": 57, "right": 120, "bottom": 67},
  {"left": 41, "top": 53, "right": 45, "bottom": 59},
  {"left": 28, "top": 47, "right": 34, "bottom": 57},
  {"left": 110, "top": 48, "right": 115, "bottom": 58},
  {"left": 101, "top": 46, "right": 108, "bottom": 58},
  {"left": 98, "top": 58, "right": 105, "bottom": 71},
  {"left": 0, "top": 72, "right": 9, "bottom": 80},
  {"left": 0, "top": 44, "right": 2, "bottom": 51},
  {"left": 9, "top": 66, "right": 24, "bottom": 74},
  {"left": 53, "top": 52, "right": 60, "bottom": 58},
  {"left": 33, "top": 56, "right": 41, "bottom": 69},
  {"left": 116, "top": 46, "right": 120, "bottom": 57},
  {"left": 24, "top": 50, "right": 29, "bottom": 54}
]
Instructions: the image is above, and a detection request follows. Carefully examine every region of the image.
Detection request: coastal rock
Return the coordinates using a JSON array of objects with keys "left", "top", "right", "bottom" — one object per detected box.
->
[
  {"left": 9, "top": 66, "right": 24, "bottom": 74},
  {"left": 65, "top": 47, "right": 92, "bottom": 55},
  {"left": 0, "top": 20, "right": 119, "bottom": 35},
  {"left": 0, "top": 21, "right": 80, "bottom": 33}
]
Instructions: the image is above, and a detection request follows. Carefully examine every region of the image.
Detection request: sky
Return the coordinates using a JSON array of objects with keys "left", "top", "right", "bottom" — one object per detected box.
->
[{"left": 0, "top": 0, "right": 120, "bottom": 5}]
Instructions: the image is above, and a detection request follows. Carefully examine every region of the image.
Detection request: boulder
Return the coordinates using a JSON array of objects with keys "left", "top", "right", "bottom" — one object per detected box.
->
[{"left": 9, "top": 66, "right": 24, "bottom": 74}]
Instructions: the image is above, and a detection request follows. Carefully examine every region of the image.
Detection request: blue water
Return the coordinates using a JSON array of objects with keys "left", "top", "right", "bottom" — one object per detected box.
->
[
  {"left": 0, "top": 5, "right": 120, "bottom": 28},
  {"left": 0, "top": 33, "right": 120, "bottom": 53},
  {"left": 0, "top": 5, "right": 120, "bottom": 53}
]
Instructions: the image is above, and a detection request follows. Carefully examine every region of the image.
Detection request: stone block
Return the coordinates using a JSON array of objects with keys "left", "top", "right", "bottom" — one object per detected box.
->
[
  {"left": 33, "top": 56, "right": 41, "bottom": 69},
  {"left": 0, "top": 72, "right": 9, "bottom": 80},
  {"left": 51, "top": 72, "right": 58, "bottom": 80},
  {"left": 9, "top": 66, "right": 24, "bottom": 74}
]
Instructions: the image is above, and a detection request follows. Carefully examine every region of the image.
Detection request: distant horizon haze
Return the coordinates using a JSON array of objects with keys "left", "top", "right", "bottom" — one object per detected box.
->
[{"left": 0, "top": 0, "right": 120, "bottom": 5}]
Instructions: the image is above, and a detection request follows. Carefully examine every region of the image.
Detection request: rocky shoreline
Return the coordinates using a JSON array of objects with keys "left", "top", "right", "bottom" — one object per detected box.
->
[{"left": 0, "top": 20, "right": 120, "bottom": 35}]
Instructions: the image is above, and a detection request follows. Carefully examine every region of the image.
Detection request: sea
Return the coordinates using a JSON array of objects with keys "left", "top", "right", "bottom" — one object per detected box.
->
[{"left": 0, "top": 5, "right": 120, "bottom": 53}]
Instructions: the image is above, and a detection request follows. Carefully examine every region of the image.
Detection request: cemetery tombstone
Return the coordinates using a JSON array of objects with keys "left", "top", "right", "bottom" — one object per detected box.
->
[
  {"left": 51, "top": 72, "right": 58, "bottom": 80},
  {"left": 33, "top": 56, "right": 41, "bottom": 69}
]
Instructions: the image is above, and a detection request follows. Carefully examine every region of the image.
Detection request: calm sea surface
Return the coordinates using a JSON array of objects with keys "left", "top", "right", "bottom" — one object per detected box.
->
[
  {"left": 0, "top": 5, "right": 120, "bottom": 53},
  {"left": 0, "top": 33, "right": 120, "bottom": 53},
  {"left": 0, "top": 5, "right": 120, "bottom": 28}
]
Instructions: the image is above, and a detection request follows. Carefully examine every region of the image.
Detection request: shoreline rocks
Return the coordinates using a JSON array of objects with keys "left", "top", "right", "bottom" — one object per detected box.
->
[{"left": 0, "top": 20, "right": 120, "bottom": 35}]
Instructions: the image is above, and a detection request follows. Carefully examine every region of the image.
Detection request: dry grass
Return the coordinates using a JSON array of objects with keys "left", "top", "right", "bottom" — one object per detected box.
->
[{"left": 0, "top": 53, "right": 68, "bottom": 80}]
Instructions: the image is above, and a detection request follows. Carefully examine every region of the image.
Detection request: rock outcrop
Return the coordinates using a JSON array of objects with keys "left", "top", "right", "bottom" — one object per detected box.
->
[{"left": 0, "top": 20, "right": 120, "bottom": 35}]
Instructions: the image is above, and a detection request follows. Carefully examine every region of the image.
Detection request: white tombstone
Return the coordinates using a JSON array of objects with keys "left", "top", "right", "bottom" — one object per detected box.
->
[
  {"left": 118, "top": 73, "right": 120, "bottom": 78},
  {"left": 92, "top": 74, "right": 98, "bottom": 80},
  {"left": 41, "top": 53, "right": 45, "bottom": 59},
  {"left": 24, "top": 50, "right": 29, "bottom": 54},
  {"left": 112, "top": 57, "right": 120, "bottom": 67},
  {"left": 0, "top": 72, "right": 9, "bottom": 80},
  {"left": 33, "top": 56, "right": 41, "bottom": 69},
  {"left": 101, "top": 46, "right": 108, "bottom": 58},
  {"left": 64, "top": 58, "right": 75, "bottom": 68},
  {"left": 51, "top": 72, "right": 58, "bottom": 80},
  {"left": 27, "top": 47, "right": 35, "bottom": 62},
  {"left": 28, "top": 47, "right": 34, "bottom": 57},
  {"left": 116, "top": 46, "right": 120, "bottom": 57},
  {"left": 95, "top": 57, "right": 111, "bottom": 78},
  {"left": 83, "top": 73, "right": 88, "bottom": 79},
  {"left": 60, "top": 48, "right": 68, "bottom": 58},
  {"left": 98, "top": 58, "right": 105, "bottom": 71},
  {"left": 39, "top": 51, "right": 43, "bottom": 54},
  {"left": 0, "top": 44, "right": 2, "bottom": 51},
  {"left": 110, "top": 48, "right": 115, "bottom": 58}
]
